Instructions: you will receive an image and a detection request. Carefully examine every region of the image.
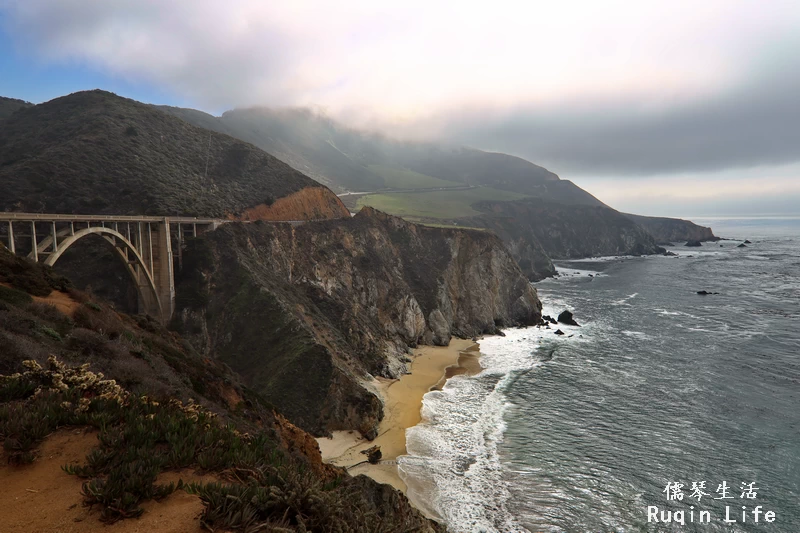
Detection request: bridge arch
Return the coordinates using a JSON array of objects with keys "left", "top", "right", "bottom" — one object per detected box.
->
[{"left": 43, "top": 227, "right": 163, "bottom": 318}]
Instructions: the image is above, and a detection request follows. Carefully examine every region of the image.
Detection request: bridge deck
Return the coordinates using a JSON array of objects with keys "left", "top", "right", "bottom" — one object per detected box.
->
[{"left": 0, "top": 213, "right": 224, "bottom": 224}]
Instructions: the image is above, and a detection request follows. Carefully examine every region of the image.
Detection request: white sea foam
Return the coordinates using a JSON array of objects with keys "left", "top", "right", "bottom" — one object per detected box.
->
[
  {"left": 621, "top": 330, "right": 648, "bottom": 339},
  {"left": 611, "top": 292, "right": 639, "bottom": 306},
  {"left": 399, "top": 326, "right": 573, "bottom": 532},
  {"left": 554, "top": 266, "right": 604, "bottom": 278}
]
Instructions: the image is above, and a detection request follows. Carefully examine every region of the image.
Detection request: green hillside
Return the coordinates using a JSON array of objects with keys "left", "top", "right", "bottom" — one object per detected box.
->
[
  {"left": 0, "top": 91, "right": 338, "bottom": 217},
  {"left": 356, "top": 186, "right": 529, "bottom": 220},
  {"left": 365, "top": 164, "right": 462, "bottom": 189},
  {"left": 157, "top": 105, "right": 605, "bottom": 206},
  {"left": 0, "top": 96, "right": 33, "bottom": 120}
]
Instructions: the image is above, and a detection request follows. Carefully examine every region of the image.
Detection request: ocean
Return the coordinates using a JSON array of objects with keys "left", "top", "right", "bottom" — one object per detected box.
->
[{"left": 398, "top": 217, "right": 800, "bottom": 532}]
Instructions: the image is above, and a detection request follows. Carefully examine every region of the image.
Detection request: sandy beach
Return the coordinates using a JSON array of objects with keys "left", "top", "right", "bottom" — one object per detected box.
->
[{"left": 316, "top": 338, "right": 482, "bottom": 492}]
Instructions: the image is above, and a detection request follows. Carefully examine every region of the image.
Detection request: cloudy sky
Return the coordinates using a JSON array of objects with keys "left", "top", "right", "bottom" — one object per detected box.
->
[{"left": 1, "top": 0, "right": 799, "bottom": 216}]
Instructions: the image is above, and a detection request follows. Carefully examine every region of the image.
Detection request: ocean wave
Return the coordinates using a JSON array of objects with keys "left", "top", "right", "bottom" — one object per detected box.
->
[
  {"left": 399, "top": 328, "right": 566, "bottom": 532},
  {"left": 554, "top": 267, "right": 604, "bottom": 278},
  {"left": 611, "top": 292, "right": 638, "bottom": 306}
]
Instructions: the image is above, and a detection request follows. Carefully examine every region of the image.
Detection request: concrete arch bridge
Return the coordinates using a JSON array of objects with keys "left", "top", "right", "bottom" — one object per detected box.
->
[{"left": 0, "top": 213, "right": 226, "bottom": 322}]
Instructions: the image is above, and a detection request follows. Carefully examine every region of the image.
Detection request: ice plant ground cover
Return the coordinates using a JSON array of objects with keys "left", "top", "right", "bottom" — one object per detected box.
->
[{"left": 0, "top": 356, "right": 429, "bottom": 531}]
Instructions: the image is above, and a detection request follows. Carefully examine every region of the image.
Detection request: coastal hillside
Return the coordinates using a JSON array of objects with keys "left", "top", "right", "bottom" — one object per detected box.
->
[
  {"left": 173, "top": 208, "right": 542, "bottom": 437},
  {"left": 159, "top": 105, "right": 605, "bottom": 206},
  {"left": 0, "top": 90, "right": 349, "bottom": 220},
  {"left": 467, "top": 199, "right": 666, "bottom": 266},
  {"left": 156, "top": 103, "right": 717, "bottom": 263},
  {"left": 0, "top": 243, "right": 442, "bottom": 532},
  {"left": 0, "top": 96, "right": 33, "bottom": 120},
  {"left": 624, "top": 213, "right": 719, "bottom": 243}
]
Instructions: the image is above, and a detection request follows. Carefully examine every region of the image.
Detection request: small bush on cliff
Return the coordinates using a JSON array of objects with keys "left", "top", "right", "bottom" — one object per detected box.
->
[
  {"left": 0, "top": 285, "right": 33, "bottom": 306},
  {"left": 0, "top": 357, "right": 440, "bottom": 532},
  {"left": 0, "top": 357, "right": 283, "bottom": 521},
  {"left": 0, "top": 248, "right": 70, "bottom": 296}
]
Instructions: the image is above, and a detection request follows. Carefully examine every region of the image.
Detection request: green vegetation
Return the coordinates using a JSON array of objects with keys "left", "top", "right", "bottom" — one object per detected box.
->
[
  {"left": 0, "top": 245, "right": 440, "bottom": 532},
  {"left": 0, "top": 358, "right": 271, "bottom": 522},
  {"left": 365, "top": 164, "right": 461, "bottom": 189},
  {"left": 0, "top": 246, "right": 70, "bottom": 296},
  {"left": 0, "top": 357, "right": 435, "bottom": 531},
  {"left": 0, "top": 96, "right": 33, "bottom": 120},
  {"left": 0, "top": 245, "right": 236, "bottom": 409},
  {"left": 0, "top": 285, "right": 33, "bottom": 306},
  {"left": 356, "top": 186, "right": 529, "bottom": 220},
  {"left": 159, "top": 104, "right": 608, "bottom": 207},
  {"left": 416, "top": 222, "right": 488, "bottom": 231},
  {"left": 0, "top": 90, "right": 328, "bottom": 217}
]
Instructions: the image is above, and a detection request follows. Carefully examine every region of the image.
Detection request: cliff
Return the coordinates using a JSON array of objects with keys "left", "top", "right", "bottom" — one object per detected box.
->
[
  {"left": 624, "top": 213, "right": 718, "bottom": 243},
  {"left": 0, "top": 244, "right": 443, "bottom": 533},
  {"left": 173, "top": 208, "right": 542, "bottom": 437},
  {"left": 468, "top": 199, "right": 665, "bottom": 268},
  {"left": 0, "top": 90, "right": 349, "bottom": 313}
]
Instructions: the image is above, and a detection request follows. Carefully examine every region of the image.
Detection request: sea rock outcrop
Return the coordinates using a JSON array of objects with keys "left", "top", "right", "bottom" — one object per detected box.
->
[
  {"left": 685, "top": 240, "right": 702, "bottom": 247},
  {"left": 173, "top": 207, "right": 542, "bottom": 437},
  {"left": 558, "top": 310, "right": 580, "bottom": 326}
]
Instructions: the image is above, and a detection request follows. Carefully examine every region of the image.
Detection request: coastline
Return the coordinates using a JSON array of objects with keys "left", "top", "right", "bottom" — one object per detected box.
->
[{"left": 316, "top": 338, "right": 482, "bottom": 493}]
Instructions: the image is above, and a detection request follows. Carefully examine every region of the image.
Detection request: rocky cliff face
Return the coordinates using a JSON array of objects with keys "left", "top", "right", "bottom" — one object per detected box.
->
[
  {"left": 0, "top": 244, "right": 443, "bottom": 533},
  {"left": 173, "top": 208, "right": 541, "bottom": 437},
  {"left": 468, "top": 199, "right": 665, "bottom": 266},
  {"left": 624, "top": 213, "right": 718, "bottom": 244}
]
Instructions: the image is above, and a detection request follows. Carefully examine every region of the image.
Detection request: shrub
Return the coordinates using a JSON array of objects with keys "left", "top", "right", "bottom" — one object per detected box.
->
[
  {"left": 74, "top": 305, "right": 123, "bottom": 338},
  {"left": 38, "top": 326, "right": 62, "bottom": 342},
  {"left": 26, "top": 302, "right": 74, "bottom": 334},
  {"left": 0, "top": 285, "right": 33, "bottom": 306},
  {"left": 0, "top": 307, "right": 38, "bottom": 335},
  {"left": 1, "top": 357, "right": 280, "bottom": 521},
  {"left": 66, "top": 328, "right": 108, "bottom": 355}
]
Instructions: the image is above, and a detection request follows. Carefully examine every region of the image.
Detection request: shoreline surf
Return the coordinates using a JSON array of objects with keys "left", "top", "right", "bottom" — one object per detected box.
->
[{"left": 316, "top": 338, "right": 482, "bottom": 497}]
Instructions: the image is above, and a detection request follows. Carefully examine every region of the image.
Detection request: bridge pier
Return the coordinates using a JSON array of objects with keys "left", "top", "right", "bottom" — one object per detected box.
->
[
  {"left": 151, "top": 220, "right": 175, "bottom": 322},
  {"left": 1, "top": 213, "right": 224, "bottom": 324},
  {"left": 6, "top": 221, "right": 14, "bottom": 254}
]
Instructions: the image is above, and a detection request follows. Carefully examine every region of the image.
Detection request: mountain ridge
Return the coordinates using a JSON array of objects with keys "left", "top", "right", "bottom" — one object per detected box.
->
[
  {"left": 155, "top": 103, "right": 717, "bottom": 248},
  {"left": 0, "top": 90, "right": 348, "bottom": 220}
]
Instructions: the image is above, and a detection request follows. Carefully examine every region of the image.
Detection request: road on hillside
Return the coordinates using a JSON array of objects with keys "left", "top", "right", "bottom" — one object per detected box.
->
[{"left": 338, "top": 184, "right": 478, "bottom": 197}]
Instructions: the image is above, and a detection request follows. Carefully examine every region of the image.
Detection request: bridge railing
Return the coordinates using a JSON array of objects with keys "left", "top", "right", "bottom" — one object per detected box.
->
[{"left": 0, "top": 212, "right": 224, "bottom": 224}]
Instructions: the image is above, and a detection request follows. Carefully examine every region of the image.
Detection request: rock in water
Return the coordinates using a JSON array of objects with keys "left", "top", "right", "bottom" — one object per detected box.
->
[
  {"left": 558, "top": 310, "right": 580, "bottom": 326},
  {"left": 738, "top": 243, "right": 747, "bottom": 248},
  {"left": 696, "top": 290, "right": 720, "bottom": 295},
  {"left": 361, "top": 445, "right": 382, "bottom": 464},
  {"left": 685, "top": 240, "right": 702, "bottom": 247},
  {"left": 554, "top": 329, "right": 565, "bottom": 335},
  {"left": 744, "top": 239, "right": 752, "bottom": 244},
  {"left": 542, "top": 314, "right": 558, "bottom": 325}
]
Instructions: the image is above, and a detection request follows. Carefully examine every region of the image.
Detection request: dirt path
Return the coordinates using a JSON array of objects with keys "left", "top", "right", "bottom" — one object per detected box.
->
[
  {"left": 0, "top": 428, "right": 214, "bottom": 533},
  {"left": 0, "top": 282, "right": 80, "bottom": 317}
]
